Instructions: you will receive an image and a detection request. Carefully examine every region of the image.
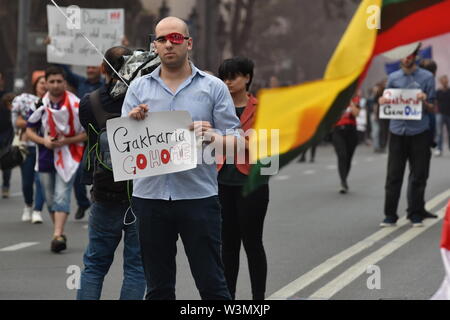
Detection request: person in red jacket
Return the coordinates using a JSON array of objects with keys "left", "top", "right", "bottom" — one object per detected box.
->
[
  {"left": 332, "top": 95, "right": 361, "bottom": 194},
  {"left": 217, "top": 57, "right": 269, "bottom": 300}
]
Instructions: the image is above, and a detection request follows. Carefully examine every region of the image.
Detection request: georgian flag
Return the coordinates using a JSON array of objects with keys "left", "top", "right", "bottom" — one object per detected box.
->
[
  {"left": 28, "top": 91, "right": 84, "bottom": 182},
  {"left": 431, "top": 200, "right": 450, "bottom": 300}
]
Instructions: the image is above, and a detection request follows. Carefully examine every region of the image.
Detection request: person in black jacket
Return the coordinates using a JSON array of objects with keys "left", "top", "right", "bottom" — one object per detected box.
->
[
  {"left": 77, "top": 46, "right": 146, "bottom": 300},
  {"left": 0, "top": 93, "right": 16, "bottom": 198}
]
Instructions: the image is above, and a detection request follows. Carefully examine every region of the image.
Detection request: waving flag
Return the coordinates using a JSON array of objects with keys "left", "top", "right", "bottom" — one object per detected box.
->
[
  {"left": 246, "top": 0, "right": 450, "bottom": 193},
  {"left": 432, "top": 200, "right": 450, "bottom": 300}
]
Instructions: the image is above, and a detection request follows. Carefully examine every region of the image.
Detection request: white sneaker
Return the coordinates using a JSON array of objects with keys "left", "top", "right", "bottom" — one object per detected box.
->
[
  {"left": 31, "top": 211, "right": 43, "bottom": 224},
  {"left": 21, "top": 207, "right": 32, "bottom": 222},
  {"left": 434, "top": 149, "right": 442, "bottom": 157}
]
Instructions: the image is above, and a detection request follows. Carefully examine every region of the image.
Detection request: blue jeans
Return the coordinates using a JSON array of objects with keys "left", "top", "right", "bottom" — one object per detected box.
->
[
  {"left": 435, "top": 113, "right": 450, "bottom": 151},
  {"left": 77, "top": 202, "right": 146, "bottom": 300},
  {"left": 74, "top": 164, "right": 91, "bottom": 209},
  {"left": 20, "top": 147, "right": 45, "bottom": 210},
  {"left": 132, "top": 196, "right": 231, "bottom": 300},
  {"left": 39, "top": 171, "right": 75, "bottom": 213}
]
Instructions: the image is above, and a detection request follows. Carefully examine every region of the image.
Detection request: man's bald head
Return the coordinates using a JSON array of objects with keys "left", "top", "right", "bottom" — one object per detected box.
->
[{"left": 155, "top": 16, "right": 190, "bottom": 37}]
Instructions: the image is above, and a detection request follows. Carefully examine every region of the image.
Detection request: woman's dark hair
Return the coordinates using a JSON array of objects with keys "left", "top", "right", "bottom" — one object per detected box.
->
[
  {"left": 218, "top": 57, "right": 254, "bottom": 91},
  {"left": 32, "top": 76, "right": 45, "bottom": 96},
  {"left": 45, "top": 66, "right": 66, "bottom": 80},
  {"left": 103, "top": 46, "right": 133, "bottom": 79}
]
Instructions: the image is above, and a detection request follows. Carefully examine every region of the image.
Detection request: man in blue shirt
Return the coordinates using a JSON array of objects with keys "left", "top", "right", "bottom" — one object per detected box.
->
[
  {"left": 122, "top": 17, "right": 241, "bottom": 300},
  {"left": 379, "top": 47, "right": 436, "bottom": 228}
]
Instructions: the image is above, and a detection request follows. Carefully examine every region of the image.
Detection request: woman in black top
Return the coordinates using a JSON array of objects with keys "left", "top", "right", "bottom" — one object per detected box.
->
[
  {"left": 0, "top": 93, "right": 16, "bottom": 198},
  {"left": 218, "top": 57, "right": 269, "bottom": 300}
]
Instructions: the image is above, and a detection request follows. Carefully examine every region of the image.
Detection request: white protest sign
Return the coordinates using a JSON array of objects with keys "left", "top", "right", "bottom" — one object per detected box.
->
[
  {"left": 47, "top": 5, "right": 124, "bottom": 66},
  {"left": 106, "top": 111, "right": 197, "bottom": 182},
  {"left": 379, "top": 89, "right": 423, "bottom": 120}
]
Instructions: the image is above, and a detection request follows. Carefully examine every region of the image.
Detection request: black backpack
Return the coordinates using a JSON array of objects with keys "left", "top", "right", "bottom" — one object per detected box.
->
[{"left": 0, "top": 130, "right": 28, "bottom": 170}]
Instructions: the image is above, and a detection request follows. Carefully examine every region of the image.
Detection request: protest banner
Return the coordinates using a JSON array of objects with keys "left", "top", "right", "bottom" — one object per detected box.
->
[
  {"left": 379, "top": 89, "right": 422, "bottom": 120},
  {"left": 46, "top": 5, "right": 124, "bottom": 66},
  {"left": 106, "top": 111, "right": 197, "bottom": 182}
]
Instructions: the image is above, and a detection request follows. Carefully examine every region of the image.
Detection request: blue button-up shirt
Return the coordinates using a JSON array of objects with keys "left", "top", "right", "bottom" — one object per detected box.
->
[
  {"left": 387, "top": 67, "right": 436, "bottom": 136},
  {"left": 60, "top": 65, "right": 104, "bottom": 99},
  {"left": 121, "top": 63, "right": 241, "bottom": 200}
]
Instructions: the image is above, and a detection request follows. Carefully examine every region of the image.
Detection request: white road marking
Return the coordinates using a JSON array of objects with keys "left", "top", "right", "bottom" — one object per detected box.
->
[
  {"left": 267, "top": 188, "right": 450, "bottom": 300},
  {"left": 309, "top": 206, "right": 446, "bottom": 299},
  {"left": 0, "top": 242, "right": 40, "bottom": 252},
  {"left": 303, "top": 170, "right": 316, "bottom": 175},
  {"left": 274, "top": 175, "right": 290, "bottom": 181},
  {"left": 326, "top": 165, "right": 337, "bottom": 170},
  {"left": 365, "top": 157, "right": 374, "bottom": 162}
]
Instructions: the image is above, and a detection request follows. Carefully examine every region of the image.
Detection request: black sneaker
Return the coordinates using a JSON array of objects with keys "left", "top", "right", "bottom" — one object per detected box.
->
[
  {"left": 410, "top": 216, "right": 424, "bottom": 228},
  {"left": 51, "top": 236, "right": 67, "bottom": 253},
  {"left": 380, "top": 217, "right": 397, "bottom": 227},
  {"left": 423, "top": 210, "right": 438, "bottom": 219},
  {"left": 75, "top": 207, "right": 87, "bottom": 220}
]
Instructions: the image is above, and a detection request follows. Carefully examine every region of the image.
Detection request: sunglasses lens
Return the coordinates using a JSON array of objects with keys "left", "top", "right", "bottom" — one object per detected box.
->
[{"left": 167, "top": 33, "right": 185, "bottom": 44}]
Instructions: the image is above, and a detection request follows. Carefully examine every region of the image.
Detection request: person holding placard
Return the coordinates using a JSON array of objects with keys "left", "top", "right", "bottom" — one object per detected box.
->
[
  {"left": 122, "top": 17, "right": 241, "bottom": 300},
  {"left": 379, "top": 45, "right": 436, "bottom": 228}
]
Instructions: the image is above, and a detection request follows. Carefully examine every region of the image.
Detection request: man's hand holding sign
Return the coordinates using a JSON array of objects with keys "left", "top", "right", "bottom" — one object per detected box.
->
[
  {"left": 379, "top": 89, "right": 431, "bottom": 120},
  {"left": 106, "top": 109, "right": 199, "bottom": 182}
]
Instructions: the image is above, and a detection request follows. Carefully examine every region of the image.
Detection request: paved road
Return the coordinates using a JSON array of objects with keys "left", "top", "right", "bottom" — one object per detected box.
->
[{"left": 0, "top": 144, "right": 448, "bottom": 300}]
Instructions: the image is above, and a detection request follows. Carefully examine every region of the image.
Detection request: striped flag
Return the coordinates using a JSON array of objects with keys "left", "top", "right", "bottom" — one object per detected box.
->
[
  {"left": 431, "top": 200, "right": 450, "bottom": 300},
  {"left": 246, "top": 0, "right": 450, "bottom": 193}
]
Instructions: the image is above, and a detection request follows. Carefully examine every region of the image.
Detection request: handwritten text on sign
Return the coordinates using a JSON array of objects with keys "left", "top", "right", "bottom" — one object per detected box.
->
[
  {"left": 380, "top": 89, "right": 422, "bottom": 120},
  {"left": 46, "top": 6, "right": 124, "bottom": 66},
  {"left": 106, "top": 111, "right": 197, "bottom": 182}
]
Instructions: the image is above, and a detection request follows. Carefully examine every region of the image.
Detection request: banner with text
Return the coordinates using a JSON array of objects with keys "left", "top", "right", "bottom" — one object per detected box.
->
[
  {"left": 47, "top": 5, "right": 124, "bottom": 66},
  {"left": 106, "top": 111, "right": 197, "bottom": 182},
  {"left": 380, "top": 89, "right": 422, "bottom": 120}
]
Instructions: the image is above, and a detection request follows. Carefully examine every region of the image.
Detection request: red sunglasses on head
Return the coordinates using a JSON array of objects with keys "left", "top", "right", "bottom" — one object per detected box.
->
[{"left": 155, "top": 32, "right": 190, "bottom": 44}]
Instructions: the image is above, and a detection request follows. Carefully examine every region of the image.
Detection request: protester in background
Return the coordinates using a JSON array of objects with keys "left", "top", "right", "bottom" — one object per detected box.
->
[
  {"left": 419, "top": 59, "right": 438, "bottom": 149},
  {"left": 0, "top": 71, "right": 6, "bottom": 99},
  {"left": 269, "top": 75, "right": 280, "bottom": 88},
  {"left": 367, "top": 84, "right": 379, "bottom": 151},
  {"left": 332, "top": 94, "right": 360, "bottom": 194},
  {"left": 45, "top": 36, "right": 100, "bottom": 220},
  {"left": 11, "top": 71, "right": 47, "bottom": 223},
  {"left": 217, "top": 57, "right": 270, "bottom": 300},
  {"left": 434, "top": 75, "right": 450, "bottom": 156},
  {"left": 59, "top": 65, "right": 103, "bottom": 220},
  {"left": 356, "top": 89, "right": 368, "bottom": 145},
  {"left": 0, "top": 93, "right": 15, "bottom": 198},
  {"left": 26, "top": 66, "right": 87, "bottom": 253},
  {"left": 379, "top": 46, "right": 436, "bottom": 228},
  {"left": 77, "top": 46, "right": 145, "bottom": 300},
  {"left": 298, "top": 144, "right": 317, "bottom": 163}
]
